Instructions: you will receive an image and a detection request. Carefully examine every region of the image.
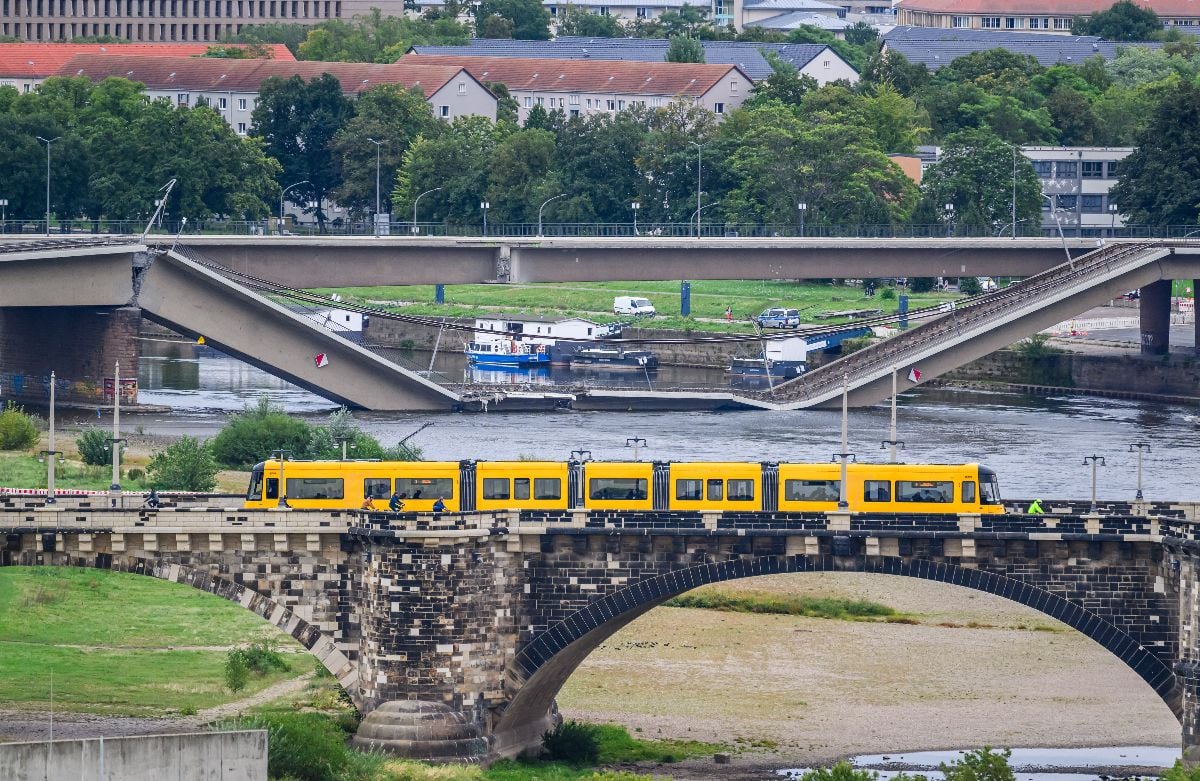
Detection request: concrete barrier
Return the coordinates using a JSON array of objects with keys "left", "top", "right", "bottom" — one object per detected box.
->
[{"left": 0, "top": 730, "right": 267, "bottom": 781}]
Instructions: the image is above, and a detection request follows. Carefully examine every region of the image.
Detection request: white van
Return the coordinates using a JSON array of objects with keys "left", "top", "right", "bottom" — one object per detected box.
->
[{"left": 614, "top": 296, "right": 656, "bottom": 316}]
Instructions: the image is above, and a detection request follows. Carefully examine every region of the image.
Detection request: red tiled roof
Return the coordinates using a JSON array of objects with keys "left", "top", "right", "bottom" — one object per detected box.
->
[
  {"left": 53, "top": 55, "right": 471, "bottom": 97},
  {"left": 0, "top": 42, "right": 294, "bottom": 78},
  {"left": 896, "top": 0, "right": 1200, "bottom": 16},
  {"left": 399, "top": 53, "right": 746, "bottom": 97}
]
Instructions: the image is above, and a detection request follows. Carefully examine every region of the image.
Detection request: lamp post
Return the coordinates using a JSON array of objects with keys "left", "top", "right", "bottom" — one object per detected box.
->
[
  {"left": 108, "top": 361, "right": 125, "bottom": 502},
  {"left": 0, "top": 198, "right": 8, "bottom": 231},
  {"left": 943, "top": 203, "right": 955, "bottom": 238},
  {"left": 367, "top": 138, "right": 384, "bottom": 236},
  {"left": 1082, "top": 454, "right": 1106, "bottom": 514},
  {"left": 834, "top": 373, "right": 855, "bottom": 509},
  {"left": 1128, "top": 443, "right": 1151, "bottom": 501},
  {"left": 631, "top": 201, "right": 640, "bottom": 236},
  {"left": 36, "top": 136, "right": 60, "bottom": 236},
  {"left": 279, "top": 180, "right": 309, "bottom": 235},
  {"left": 797, "top": 202, "right": 807, "bottom": 238},
  {"left": 1010, "top": 144, "right": 1017, "bottom": 240},
  {"left": 334, "top": 435, "right": 356, "bottom": 461},
  {"left": 1109, "top": 202, "right": 1119, "bottom": 236},
  {"left": 481, "top": 200, "right": 490, "bottom": 236},
  {"left": 271, "top": 449, "right": 293, "bottom": 509},
  {"left": 412, "top": 186, "right": 442, "bottom": 235},
  {"left": 39, "top": 371, "right": 64, "bottom": 505},
  {"left": 570, "top": 449, "right": 592, "bottom": 462},
  {"left": 689, "top": 141, "right": 706, "bottom": 239},
  {"left": 688, "top": 202, "right": 720, "bottom": 235},
  {"left": 625, "top": 437, "right": 647, "bottom": 461},
  {"left": 537, "top": 193, "right": 566, "bottom": 237}
]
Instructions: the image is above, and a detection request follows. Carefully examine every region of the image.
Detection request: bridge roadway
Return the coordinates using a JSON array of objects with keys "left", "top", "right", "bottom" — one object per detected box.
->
[{"left": 5, "top": 496, "right": 1200, "bottom": 763}]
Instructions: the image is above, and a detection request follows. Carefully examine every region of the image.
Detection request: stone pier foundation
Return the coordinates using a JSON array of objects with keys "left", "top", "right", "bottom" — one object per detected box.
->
[{"left": 0, "top": 305, "right": 141, "bottom": 405}]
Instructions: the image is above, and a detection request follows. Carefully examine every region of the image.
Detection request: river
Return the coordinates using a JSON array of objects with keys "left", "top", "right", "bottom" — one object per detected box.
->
[{"left": 134, "top": 343, "right": 1200, "bottom": 500}]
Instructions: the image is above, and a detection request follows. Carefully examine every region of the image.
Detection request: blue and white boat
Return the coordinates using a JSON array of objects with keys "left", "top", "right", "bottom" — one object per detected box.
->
[{"left": 465, "top": 336, "right": 552, "bottom": 367}]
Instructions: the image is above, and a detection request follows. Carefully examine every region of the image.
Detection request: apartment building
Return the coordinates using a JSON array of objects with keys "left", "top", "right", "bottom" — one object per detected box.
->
[
  {"left": 55, "top": 54, "right": 497, "bottom": 131},
  {"left": 401, "top": 53, "right": 750, "bottom": 120},
  {"left": 1027, "top": 146, "right": 1133, "bottom": 236},
  {"left": 895, "top": 0, "right": 1200, "bottom": 33},
  {"left": 882, "top": 27, "right": 1161, "bottom": 70},
  {"left": 0, "top": 41, "right": 292, "bottom": 92},
  {"left": 408, "top": 38, "right": 859, "bottom": 83},
  {"left": 0, "top": 0, "right": 384, "bottom": 42}
]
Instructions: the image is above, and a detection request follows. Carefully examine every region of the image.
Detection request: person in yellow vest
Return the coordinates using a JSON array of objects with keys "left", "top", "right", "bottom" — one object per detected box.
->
[{"left": 1027, "top": 498, "right": 1045, "bottom": 515}]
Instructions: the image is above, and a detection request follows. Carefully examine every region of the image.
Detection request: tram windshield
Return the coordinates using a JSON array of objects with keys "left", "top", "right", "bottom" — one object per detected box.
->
[
  {"left": 247, "top": 465, "right": 264, "bottom": 502},
  {"left": 979, "top": 468, "right": 1001, "bottom": 504}
]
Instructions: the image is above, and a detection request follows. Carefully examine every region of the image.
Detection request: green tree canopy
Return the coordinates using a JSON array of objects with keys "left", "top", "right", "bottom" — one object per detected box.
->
[
  {"left": 1110, "top": 78, "right": 1200, "bottom": 225},
  {"left": 555, "top": 4, "right": 625, "bottom": 37},
  {"left": 296, "top": 9, "right": 469, "bottom": 62},
  {"left": 475, "top": 0, "right": 551, "bottom": 40},
  {"left": 487, "top": 128, "right": 560, "bottom": 222},
  {"left": 1072, "top": 0, "right": 1161, "bottom": 40},
  {"left": 393, "top": 115, "right": 508, "bottom": 224},
  {"left": 666, "top": 35, "right": 705, "bottom": 63}
]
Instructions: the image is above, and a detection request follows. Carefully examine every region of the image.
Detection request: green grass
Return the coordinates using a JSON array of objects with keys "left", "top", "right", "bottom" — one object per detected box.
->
[
  {"left": 664, "top": 588, "right": 899, "bottom": 621},
  {"left": 0, "top": 567, "right": 309, "bottom": 715},
  {"left": 0, "top": 452, "right": 150, "bottom": 491},
  {"left": 593, "top": 723, "right": 723, "bottom": 763},
  {"left": 307, "top": 280, "right": 956, "bottom": 333}
]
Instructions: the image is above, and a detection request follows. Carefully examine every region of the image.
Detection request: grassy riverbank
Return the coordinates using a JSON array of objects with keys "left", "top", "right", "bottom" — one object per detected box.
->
[{"left": 307, "top": 280, "right": 956, "bottom": 333}]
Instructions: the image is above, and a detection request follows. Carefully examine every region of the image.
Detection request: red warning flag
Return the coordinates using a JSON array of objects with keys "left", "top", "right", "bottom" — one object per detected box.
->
[
  {"left": 315, "top": 353, "right": 329, "bottom": 368},
  {"left": 908, "top": 368, "right": 921, "bottom": 383}
]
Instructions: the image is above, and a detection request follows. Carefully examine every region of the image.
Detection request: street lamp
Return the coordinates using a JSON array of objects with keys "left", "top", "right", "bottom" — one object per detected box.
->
[
  {"left": 689, "top": 201, "right": 720, "bottom": 234},
  {"left": 38, "top": 370, "right": 64, "bottom": 505},
  {"left": 570, "top": 449, "right": 593, "bottom": 462},
  {"left": 271, "top": 449, "right": 294, "bottom": 509},
  {"left": 797, "top": 202, "right": 807, "bottom": 238},
  {"left": 537, "top": 193, "right": 566, "bottom": 237},
  {"left": 1109, "top": 202, "right": 1119, "bottom": 236},
  {"left": 36, "top": 136, "right": 60, "bottom": 236},
  {"left": 334, "top": 435, "right": 357, "bottom": 461},
  {"left": 0, "top": 198, "right": 8, "bottom": 231},
  {"left": 631, "top": 201, "right": 640, "bottom": 236},
  {"left": 106, "top": 361, "right": 125, "bottom": 502},
  {"left": 1128, "top": 443, "right": 1151, "bottom": 501},
  {"left": 1082, "top": 454, "right": 1106, "bottom": 514},
  {"left": 279, "top": 180, "right": 309, "bottom": 235},
  {"left": 943, "top": 203, "right": 955, "bottom": 238},
  {"left": 481, "top": 200, "right": 490, "bottom": 236},
  {"left": 412, "top": 186, "right": 442, "bottom": 235},
  {"left": 1041, "top": 194, "right": 1074, "bottom": 269},
  {"left": 367, "top": 138, "right": 384, "bottom": 235},
  {"left": 625, "top": 437, "right": 647, "bottom": 460},
  {"left": 689, "top": 141, "right": 706, "bottom": 239}
]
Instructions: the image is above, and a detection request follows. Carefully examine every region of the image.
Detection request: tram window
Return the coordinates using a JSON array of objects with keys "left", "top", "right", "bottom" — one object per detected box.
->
[
  {"left": 286, "top": 477, "right": 344, "bottom": 500},
  {"left": 364, "top": 478, "right": 390, "bottom": 499},
  {"left": 676, "top": 479, "right": 703, "bottom": 501},
  {"left": 397, "top": 478, "right": 453, "bottom": 499},
  {"left": 534, "top": 478, "right": 562, "bottom": 500},
  {"left": 707, "top": 479, "right": 723, "bottom": 501},
  {"left": 727, "top": 479, "right": 755, "bottom": 501},
  {"left": 589, "top": 478, "right": 648, "bottom": 500},
  {"left": 248, "top": 469, "right": 264, "bottom": 501},
  {"left": 864, "top": 480, "right": 890, "bottom": 502},
  {"left": 785, "top": 479, "right": 840, "bottom": 502},
  {"left": 981, "top": 474, "right": 1001, "bottom": 504},
  {"left": 961, "top": 481, "right": 976, "bottom": 503},
  {"left": 483, "top": 478, "right": 510, "bottom": 500},
  {"left": 265, "top": 478, "right": 279, "bottom": 500},
  {"left": 897, "top": 480, "right": 953, "bottom": 503},
  {"left": 514, "top": 478, "right": 531, "bottom": 501}
]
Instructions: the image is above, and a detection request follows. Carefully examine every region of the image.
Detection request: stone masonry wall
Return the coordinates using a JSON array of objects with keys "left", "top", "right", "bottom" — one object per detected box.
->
[{"left": 944, "top": 349, "right": 1200, "bottom": 398}]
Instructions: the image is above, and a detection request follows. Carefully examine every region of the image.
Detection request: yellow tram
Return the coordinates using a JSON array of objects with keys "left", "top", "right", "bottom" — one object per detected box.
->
[{"left": 244, "top": 459, "right": 1004, "bottom": 514}]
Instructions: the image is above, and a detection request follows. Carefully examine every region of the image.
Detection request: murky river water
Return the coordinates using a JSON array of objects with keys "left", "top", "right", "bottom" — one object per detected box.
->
[{"left": 133, "top": 343, "right": 1200, "bottom": 500}]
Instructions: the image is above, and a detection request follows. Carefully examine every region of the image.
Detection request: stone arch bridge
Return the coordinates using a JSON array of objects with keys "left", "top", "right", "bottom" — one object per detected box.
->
[{"left": 3, "top": 498, "right": 1200, "bottom": 762}]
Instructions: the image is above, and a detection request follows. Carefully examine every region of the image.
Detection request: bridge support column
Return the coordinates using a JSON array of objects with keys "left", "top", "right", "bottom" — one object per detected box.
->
[
  {"left": 351, "top": 530, "right": 532, "bottom": 763},
  {"left": 1140, "top": 280, "right": 1172, "bottom": 356},
  {"left": 0, "top": 306, "right": 140, "bottom": 405},
  {"left": 1193, "top": 280, "right": 1198, "bottom": 356}
]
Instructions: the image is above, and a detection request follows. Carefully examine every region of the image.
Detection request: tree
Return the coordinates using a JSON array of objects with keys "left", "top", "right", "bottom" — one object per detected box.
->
[
  {"left": 843, "top": 21, "right": 878, "bottom": 47},
  {"left": 331, "top": 84, "right": 442, "bottom": 218},
  {"left": 393, "top": 115, "right": 507, "bottom": 224},
  {"left": 487, "top": 128, "right": 559, "bottom": 222},
  {"left": 1105, "top": 46, "right": 1197, "bottom": 88},
  {"left": 920, "top": 127, "right": 1042, "bottom": 235},
  {"left": 633, "top": 98, "right": 720, "bottom": 223},
  {"left": 296, "top": 10, "right": 470, "bottom": 62},
  {"left": 861, "top": 49, "right": 929, "bottom": 96},
  {"left": 1072, "top": 0, "right": 1161, "bottom": 41},
  {"left": 306, "top": 408, "right": 386, "bottom": 459},
  {"left": 1110, "top": 78, "right": 1200, "bottom": 225},
  {"left": 251, "top": 73, "right": 355, "bottom": 231},
  {"left": 1044, "top": 86, "right": 1099, "bottom": 145},
  {"left": 745, "top": 54, "right": 817, "bottom": 108},
  {"left": 146, "top": 436, "right": 220, "bottom": 492},
  {"left": 222, "top": 22, "right": 312, "bottom": 55},
  {"left": 860, "top": 84, "right": 928, "bottom": 153},
  {"left": 659, "top": 3, "right": 710, "bottom": 37},
  {"left": 210, "top": 396, "right": 313, "bottom": 470},
  {"left": 555, "top": 4, "right": 625, "bottom": 37},
  {"left": 475, "top": 0, "right": 551, "bottom": 40},
  {"left": 666, "top": 35, "right": 705, "bottom": 63},
  {"left": 554, "top": 110, "right": 651, "bottom": 222}
]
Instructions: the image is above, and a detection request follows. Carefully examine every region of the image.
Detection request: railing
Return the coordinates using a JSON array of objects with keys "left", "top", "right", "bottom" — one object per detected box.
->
[{"left": 762, "top": 240, "right": 1171, "bottom": 404}]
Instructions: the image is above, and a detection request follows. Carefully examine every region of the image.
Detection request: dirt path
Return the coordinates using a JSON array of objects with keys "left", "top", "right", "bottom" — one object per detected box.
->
[{"left": 178, "top": 671, "right": 316, "bottom": 727}]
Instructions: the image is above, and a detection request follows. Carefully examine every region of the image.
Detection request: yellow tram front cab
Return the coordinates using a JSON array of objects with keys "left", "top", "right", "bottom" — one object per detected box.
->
[
  {"left": 245, "top": 459, "right": 461, "bottom": 511},
  {"left": 844, "top": 462, "right": 1004, "bottom": 514}
]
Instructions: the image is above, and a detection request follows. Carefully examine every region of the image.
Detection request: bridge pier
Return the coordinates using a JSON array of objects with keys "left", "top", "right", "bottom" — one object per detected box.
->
[
  {"left": 0, "top": 305, "right": 141, "bottom": 406},
  {"left": 1140, "top": 280, "right": 1173, "bottom": 356}
]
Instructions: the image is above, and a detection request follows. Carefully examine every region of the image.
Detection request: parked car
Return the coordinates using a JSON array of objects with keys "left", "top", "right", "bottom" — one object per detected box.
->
[
  {"left": 756, "top": 308, "right": 801, "bottom": 328},
  {"left": 614, "top": 296, "right": 656, "bottom": 316}
]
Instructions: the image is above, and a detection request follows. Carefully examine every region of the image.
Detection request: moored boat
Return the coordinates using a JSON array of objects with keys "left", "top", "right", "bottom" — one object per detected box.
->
[{"left": 568, "top": 347, "right": 659, "bottom": 370}]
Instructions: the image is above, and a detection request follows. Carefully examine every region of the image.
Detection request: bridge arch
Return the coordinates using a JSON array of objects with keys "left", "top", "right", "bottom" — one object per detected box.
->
[
  {"left": 496, "top": 553, "right": 1179, "bottom": 740},
  {"left": 6, "top": 553, "right": 360, "bottom": 705}
]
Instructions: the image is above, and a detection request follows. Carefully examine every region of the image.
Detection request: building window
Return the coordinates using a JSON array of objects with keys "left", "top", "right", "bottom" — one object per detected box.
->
[
  {"left": 1004, "top": 16, "right": 1024, "bottom": 28},
  {"left": 606, "top": 99, "right": 615, "bottom": 110},
  {"left": 1053, "top": 17, "right": 1070, "bottom": 28},
  {"left": 1057, "top": 195, "right": 1078, "bottom": 210},
  {"left": 951, "top": 15, "right": 968, "bottom": 27},
  {"left": 823, "top": 59, "right": 830, "bottom": 68},
  {"left": 1082, "top": 161, "right": 1104, "bottom": 178},
  {"left": 1056, "top": 161, "right": 1078, "bottom": 179},
  {"left": 457, "top": 81, "right": 466, "bottom": 94},
  {"left": 237, "top": 97, "right": 247, "bottom": 110},
  {"left": 570, "top": 109, "right": 579, "bottom": 117},
  {"left": 524, "top": 96, "right": 532, "bottom": 107},
  {"left": 440, "top": 105, "right": 449, "bottom": 117},
  {"left": 1029, "top": 16, "right": 1049, "bottom": 28},
  {"left": 617, "top": 99, "right": 625, "bottom": 109},
  {"left": 1081, "top": 194, "right": 1104, "bottom": 213},
  {"left": 177, "top": 92, "right": 189, "bottom": 104},
  {"left": 730, "top": 79, "right": 738, "bottom": 92},
  {"left": 1106, "top": 161, "right": 1121, "bottom": 178},
  {"left": 981, "top": 16, "right": 1000, "bottom": 28},
  {"left": 218, "top": 96, "right": 227, "bottom": 109},
  {"left": 548, "top": 4, "right": 556, "bottom": 14},
  {"left": 598, "top": 4, "right": 608, "bottom": 13},
  {"left": 569, "top": 94, "right": 579, "bottom": 105},
  {"left": 236, "top": 121, "right": 246, "bottom": 134},
  {"left": 1032, "top": 160, "right": 1052, "bottom": 178},
  {"left": 714, "top": 102, "right": 724, "bottom": 114},
  {"left": 536, "top": 96, "right": 544, "bottom": 105},
  {"left": 636, "top": 5, "right": 646, "bottom": 16},
  {"left": 586, "top": 98, "right": 592, "bottom": 108}
]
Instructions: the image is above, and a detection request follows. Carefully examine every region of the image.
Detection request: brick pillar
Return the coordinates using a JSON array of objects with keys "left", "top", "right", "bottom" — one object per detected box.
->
[
  {"left": 351, "top": 528, "right": 522, "bottom": 762},
  {"left": 1175, "top": 549, "right": 1200, "bottom": 764},
  {"left": 0, "top": 306, "right": 140, "bottom": 405},
  {"left": 1139, "top": 280, "right": 1172, "bottom": 356}
]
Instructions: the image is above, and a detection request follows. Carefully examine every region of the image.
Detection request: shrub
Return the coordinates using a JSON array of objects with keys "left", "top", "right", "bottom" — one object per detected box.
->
[
  {"left": 224, "top": 650, "right": 249, "bottom": 694},
  {"left": 146, "top": 436, "right": 219, "bottom": 491},
  {"left": 127, "top": 468, "right": 145, "bottom": 482},
  {"left": 0, "top": 402, "right": 39, "bottom": 450},
  {"left": 880, "top": 287, "right": 896, "bottom": 301},
  {"left": 306, "top": 408, "right": 385, "bottom": 460},
  {"left": 543, "top": 720, "right": 600, "bottom": 765},
  {"left": 941, "top": 747, "right": 1015, "bottom": 781},
  {"left": 220, "top": 713, "right": 350, "bottom": 781},
  {"left": 76, "top": 428, "right": 111, "bottom": 466},
  {"left": 959, "top": 276, "right": 983, "bottom": 296},
  {"left": 210, "top": 396, "right": 312, "bottom": 470},
  {"left": 909, "top": 276, "right": 937, "bottom": 293}
]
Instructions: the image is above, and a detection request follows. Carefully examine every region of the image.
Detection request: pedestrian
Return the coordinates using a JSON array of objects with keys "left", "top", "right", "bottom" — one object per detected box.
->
[
  {"left": 432, "top": 496, "right": 446, "bottom": 514},
  {"left": 389, "top": 490, "right": 405, "bottom": 513},
  {"left": 1027, "top": 498, "right": 1045, "bottom": 515},
  {"left": 725, "top": 306, "right": 733, "bottom": 322}
]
